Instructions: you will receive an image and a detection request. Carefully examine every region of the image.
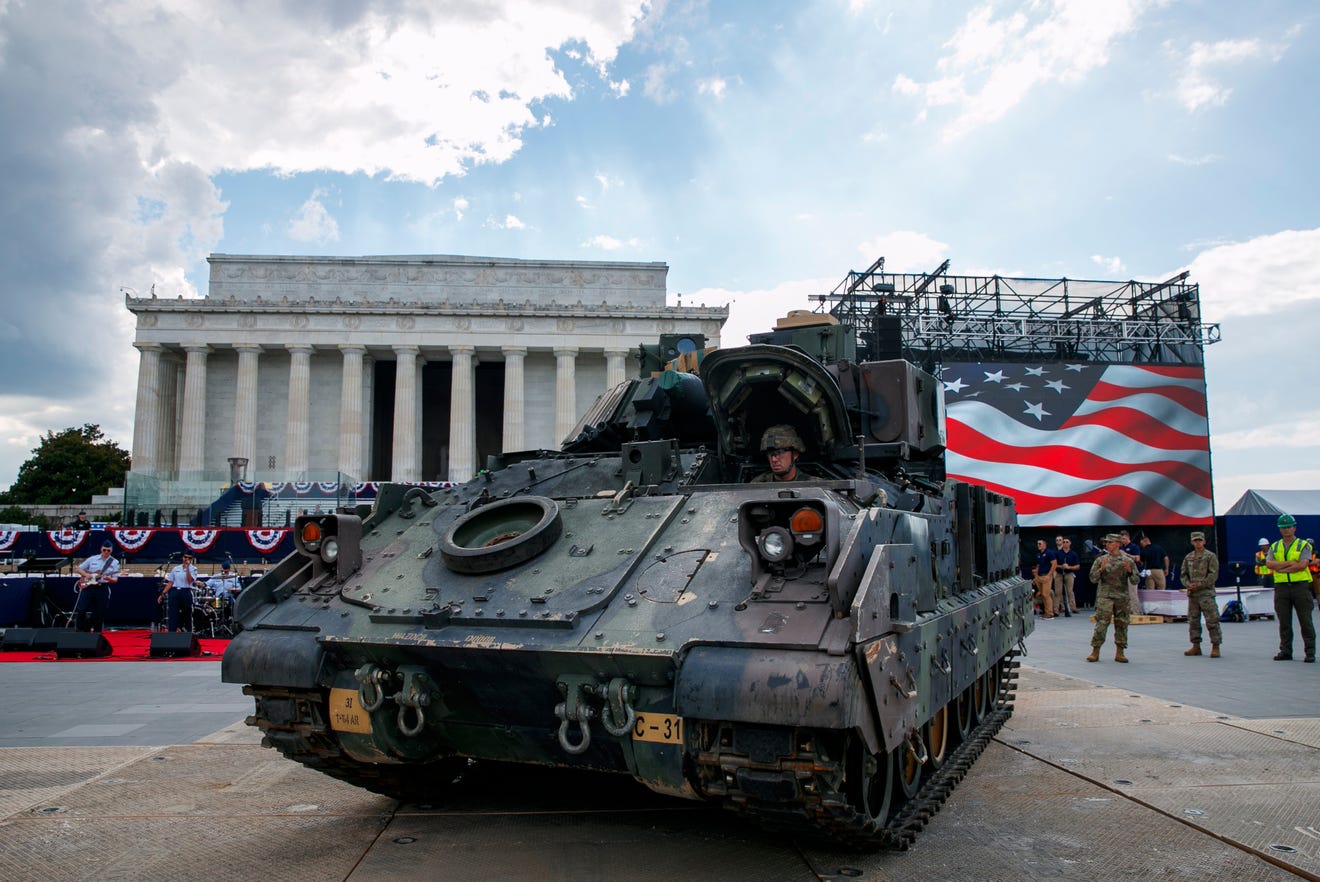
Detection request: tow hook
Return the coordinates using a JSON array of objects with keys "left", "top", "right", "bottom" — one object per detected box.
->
[
  {"left": 393, "top": 667, "right": 437, "bottom": 737},
  {"left": 554, "top": 676, "right": 637, "bottom": 755},
  {"left": 355, "top": 664, "right": 389, "bottom": 711}
]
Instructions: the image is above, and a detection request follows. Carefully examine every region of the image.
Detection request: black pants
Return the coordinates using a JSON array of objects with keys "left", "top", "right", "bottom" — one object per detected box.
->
[
  {"left": 76, "top": 585, "right": 110, "bottom": 632},
  {"left": 1274, "top": 584, "right": 1317, "bottom": 656},
  {"left": 165, "top": 587, "right": 193, "bottom": 632}
]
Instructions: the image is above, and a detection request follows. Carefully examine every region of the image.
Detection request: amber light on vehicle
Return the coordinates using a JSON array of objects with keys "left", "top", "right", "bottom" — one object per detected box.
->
[
  {"left": 789, "top": 506, "right": 824, "bottom": 545},
  {"left": 301, "top": 521, "right": 323, "bottom": 551}
]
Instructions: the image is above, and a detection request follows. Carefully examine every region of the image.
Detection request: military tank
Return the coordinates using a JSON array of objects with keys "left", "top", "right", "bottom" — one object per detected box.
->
[{"left": 221, "top": 317, "right": 1033, "bottom": 849}]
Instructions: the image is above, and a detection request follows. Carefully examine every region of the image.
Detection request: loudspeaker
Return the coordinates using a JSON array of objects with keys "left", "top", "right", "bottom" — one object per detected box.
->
[
  {"left": 53, "top": 630, "right": 113, "bottom": 659},
  {"left": 149, "top": 632, "right": 200, "bottom": 658},
  {"left": 2, "top": 627, "right": 68, "bottom": 651}
]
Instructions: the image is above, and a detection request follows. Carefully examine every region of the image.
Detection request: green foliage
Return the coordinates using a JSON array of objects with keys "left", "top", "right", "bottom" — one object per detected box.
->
[
  {"left": 0, "top": 505, "right": 46, "bottom": 529},
  {"left": 0, "top": 424, "right": 130, "bottom": 506}
]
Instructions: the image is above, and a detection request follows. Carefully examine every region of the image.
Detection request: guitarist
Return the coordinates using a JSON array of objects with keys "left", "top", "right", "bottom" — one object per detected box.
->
[{"left": 75, "top": 541, "right": 120, "bottom": 632}]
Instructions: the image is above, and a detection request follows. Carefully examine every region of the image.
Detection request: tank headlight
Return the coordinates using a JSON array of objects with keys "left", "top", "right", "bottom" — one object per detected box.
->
[
  {"left": 320, "top": 537, "right": 339, "bottom": 564},
  {"left": 757, "top": 526, "right": 794, "bottom": 563},
  {"left": 301, "top": 521, "right": 322, "bottom": 552}
]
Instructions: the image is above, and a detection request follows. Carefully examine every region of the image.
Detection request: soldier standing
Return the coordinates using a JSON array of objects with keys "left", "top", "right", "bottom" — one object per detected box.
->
[
  {"left": 1087, "top": 533, "right": 1133, "bottom": 663},
  {"left": 1180, "top": 531, "right": 1221, "bottom": 657}
]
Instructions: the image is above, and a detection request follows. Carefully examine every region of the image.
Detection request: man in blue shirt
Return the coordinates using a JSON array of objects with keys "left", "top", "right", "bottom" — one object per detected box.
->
[
  {"left": 1053, "top": 536, "right": 1080, "bottom": 616},
  {"left": 75, "top": 541, "right": 120, "bottom": 632},
  {"left": 158, "top": 553, "right": 198, "bottom": 633},
  {"left": 1033, "top": 538, "right": 1058, "bottom": 618}
]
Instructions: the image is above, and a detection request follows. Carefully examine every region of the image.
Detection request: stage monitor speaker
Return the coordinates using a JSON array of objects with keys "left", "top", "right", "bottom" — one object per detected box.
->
[
  {"left": 2, "top": 627, "right": 68, "bottom": 651},
  {"left": 149, "top": 632, "right": 200, "bottom": 658},
  {"left": 53, "top": 630, "right": 113, "bottom": 659}
]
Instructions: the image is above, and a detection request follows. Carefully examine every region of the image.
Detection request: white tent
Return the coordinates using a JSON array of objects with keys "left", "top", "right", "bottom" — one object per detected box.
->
[{"left": 1223, "top": 489, "right": 1320, "bottom": 517}]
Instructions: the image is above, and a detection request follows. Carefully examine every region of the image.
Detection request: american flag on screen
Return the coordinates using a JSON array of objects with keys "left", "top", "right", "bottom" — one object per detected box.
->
[{"left": 939, "top": 361, "right": 1213, "bottom": 527}]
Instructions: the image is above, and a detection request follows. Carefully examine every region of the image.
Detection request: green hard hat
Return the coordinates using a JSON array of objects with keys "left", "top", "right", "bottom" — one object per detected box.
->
[{"left": 1278, "top": 513, "right": 1297, "bottom": 528}]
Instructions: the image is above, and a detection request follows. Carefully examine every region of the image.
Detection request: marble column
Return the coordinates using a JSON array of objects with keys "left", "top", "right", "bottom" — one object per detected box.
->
[
  {"left": 391, "top": 346, "right": 419, "bottom": 481},
  {"left": 233, "top": 344, "right": 261, "bottom": 474},
  {"left": 130, "top": 343, "right": 164, "bottom": 474},
  {"left": 338, "top": 345, "right": 366, "bottom": 478},
  {"left": 605, "top": 346, "right": 629, "bottom": 389},
  {"left": 154, "top": 357, "right": 180, "bottom": 477},
  {"left": 284, "top": 344, "right": 313, "bottom": 478},
  {"left": 501, "top": 345, "right": 526, "bottom": 453},
  {"left": 172, "top": 361, "right": 185, "bottom": 475},
  {"left": 554, "top": 346, "right": 578, "bottom": 447},
  {"left": 448, "top": 345, "right": 476, "bottom": 482},
  {"left": 178, "top": 344, "right": 209, "bottom": 476},
  {"left": 361, "top": 355, "right": 375, "bottom": 481}
]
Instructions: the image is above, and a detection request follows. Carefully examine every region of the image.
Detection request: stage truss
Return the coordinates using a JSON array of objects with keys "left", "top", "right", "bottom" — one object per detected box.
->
[{"left": 810, "top": 258, "right": 1221, "bottom": 368}]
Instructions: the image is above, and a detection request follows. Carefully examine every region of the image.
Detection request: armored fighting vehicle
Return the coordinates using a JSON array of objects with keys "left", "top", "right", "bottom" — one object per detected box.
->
[{"left": 222, "top": 316, "right": 1033, "bottom": 848}]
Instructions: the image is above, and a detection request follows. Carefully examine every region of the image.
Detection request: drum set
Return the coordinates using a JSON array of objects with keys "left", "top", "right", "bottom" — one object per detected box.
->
[{"left": 188, "top": 578, "right": 239, "bottom": 637}]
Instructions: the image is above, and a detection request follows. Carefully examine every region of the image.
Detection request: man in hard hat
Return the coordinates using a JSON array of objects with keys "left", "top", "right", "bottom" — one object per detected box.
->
[
  {"left": 751, "top": 425, "right": 809, "bottom": 483},
  {"left": 1254, "top": 537, "right": 1273, "bottom": 587},
  {"left": 1265, "top": 514, "right": 1315, "bottom": 662}
]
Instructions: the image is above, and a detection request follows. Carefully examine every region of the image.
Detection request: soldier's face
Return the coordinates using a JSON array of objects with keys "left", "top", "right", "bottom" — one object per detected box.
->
[
  {"left": 1105, "top": 540, "right": 1120, "bottom": 552},
  {"left": 767, "top": 448, "right": 797, "bottom": 476}
]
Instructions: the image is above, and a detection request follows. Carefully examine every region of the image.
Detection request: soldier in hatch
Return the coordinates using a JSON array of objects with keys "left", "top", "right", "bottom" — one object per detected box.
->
[
  {"left": 751, "top": 424, "right": 809, "bottom": 483},
  {"left": 1087, "top": 533, "right": 1134, "bottom": 663}
]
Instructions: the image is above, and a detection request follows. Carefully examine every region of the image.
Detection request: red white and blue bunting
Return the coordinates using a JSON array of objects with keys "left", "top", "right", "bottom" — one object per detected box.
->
[
  {"left": 180, "top": 529, "right": 220, "bottom": 554},
  {"left": 246, "top": 529, "right": 289, "bottom": 553},
  {"left": 110, "top": 528, "right": 154, "bottom": 552},
  {"left": 48, "top": 529, "right": 89, "bottom": 555},
  {"left": 0, "top": 530, "right": 18, "bottom": 552}
]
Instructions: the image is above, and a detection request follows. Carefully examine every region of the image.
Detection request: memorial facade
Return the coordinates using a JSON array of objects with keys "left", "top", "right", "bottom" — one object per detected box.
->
[{"left": 125, "top": 254, "right": 727, "bottom": 485}]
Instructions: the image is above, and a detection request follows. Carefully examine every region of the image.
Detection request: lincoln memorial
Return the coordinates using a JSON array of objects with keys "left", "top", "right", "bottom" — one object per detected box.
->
[{"left": 125, "top": 254, "right": 727, "bottom": 489}]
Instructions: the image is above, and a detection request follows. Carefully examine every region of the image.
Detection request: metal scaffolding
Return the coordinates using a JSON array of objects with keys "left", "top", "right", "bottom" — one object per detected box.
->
[{"left": 810, "top": 258, "right": 1221, "bottom": 368}]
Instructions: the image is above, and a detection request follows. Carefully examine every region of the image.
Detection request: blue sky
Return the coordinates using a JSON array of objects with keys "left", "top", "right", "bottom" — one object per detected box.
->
[{"left": 1, "top": 0, "right": 1317, "bottom": 512}]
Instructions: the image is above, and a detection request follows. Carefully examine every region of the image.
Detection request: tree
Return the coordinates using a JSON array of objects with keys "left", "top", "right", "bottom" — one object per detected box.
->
[{"left": 0, "top": 424, "right": 130, "bottom": 505}]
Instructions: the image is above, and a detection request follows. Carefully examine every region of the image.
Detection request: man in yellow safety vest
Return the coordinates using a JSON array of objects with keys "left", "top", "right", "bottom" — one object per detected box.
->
[
  {"left": 1254, "top": 538, "right": 1273, "bottom": 587},
  {"left": 1265, "top": 514, "right": 1316, "bottom": 663}
]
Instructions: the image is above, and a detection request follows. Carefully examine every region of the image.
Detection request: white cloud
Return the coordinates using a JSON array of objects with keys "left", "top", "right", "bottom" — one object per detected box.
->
[
  {"left": 1168, "top": 152, "right": 1219, "bottom": 166},
  {"left": 894, "top": 0, "right": 1155, "bottom": 142},
  {"left": 1174, "top": 37, "right": 1288, "bottom": 112},
  {"left": 288, "top": 189, "right": 340, "bottom": 244},
  {"left": 452, "top": 197, "right": 469, "bottom": 221},
  {"left": 110, "top": 1, "right": 649, "bottom": 185},
  {"left": 854, "top": 231, "right": 950, "bottom": 272},
  {"left": 491, "top": 214, "right": 527, "bottom": 230},
  {"left": 697, "top": 76, "right": 727, "bottom": 98},
  {"left": 582, "top": 234, "right": 639, "bottom": 250},
  {"left": 688, "top": 277, "right": 838, "bottom": 348},
  {"left": 1185, "top": 228, "right": 1320, "bottom": 318},
  {"left": 1090, "top": 254, "right": 1125, "bottom": 275}
]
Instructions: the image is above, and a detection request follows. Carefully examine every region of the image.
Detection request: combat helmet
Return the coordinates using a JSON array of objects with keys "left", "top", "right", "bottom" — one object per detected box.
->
[{"left": 760, "top": 424, "right": 805, "bottom": 453}]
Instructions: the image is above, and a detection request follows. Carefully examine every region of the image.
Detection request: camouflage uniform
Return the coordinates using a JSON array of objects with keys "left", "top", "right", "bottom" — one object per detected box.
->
[
  {"left": 1089, "top": 549, "right": 1133, "bottom": 651},
  {"left": 1180, "top": 547, "right": 1221, "bottom": 647}
]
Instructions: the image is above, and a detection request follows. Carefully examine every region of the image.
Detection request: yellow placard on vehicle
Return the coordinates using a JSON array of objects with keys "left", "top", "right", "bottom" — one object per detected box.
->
[
  {"left": 632, "top": 712, "right": 683, "bottom": 745},
  {"left": 328, "top": 687, "right": 373, "bottom": 734}
]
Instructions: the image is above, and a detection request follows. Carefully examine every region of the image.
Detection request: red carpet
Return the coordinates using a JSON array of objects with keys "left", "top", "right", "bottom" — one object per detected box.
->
[{"left": 0, "top": 628, "right": 229, "bottom": 662}]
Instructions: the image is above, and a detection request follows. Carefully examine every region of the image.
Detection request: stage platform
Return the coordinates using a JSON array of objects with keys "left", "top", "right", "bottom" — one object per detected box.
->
[{"left": 0, "top": 617, "right": 1316, "bottom": 881}]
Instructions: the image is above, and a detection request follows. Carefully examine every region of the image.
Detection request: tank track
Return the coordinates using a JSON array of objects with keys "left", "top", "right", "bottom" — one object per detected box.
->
[
  {"left": 695, "top": 651, "right": 1021, "bottom": 850},
  {"left": 240, "top": 684, "right": 446, "bottom": 799},
  {"left": 242, "top": 653, "right": 1019, "bottom": 848}
]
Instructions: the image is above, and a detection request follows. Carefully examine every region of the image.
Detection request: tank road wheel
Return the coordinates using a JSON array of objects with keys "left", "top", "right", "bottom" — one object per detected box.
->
[
  {"left": 954, "top": 686, "right": 976, "bottom": 741},
  {"left": 440, "top": 496, "right": 562, "bottom": 574},
  {"left": 925, "top": 705, "right": 950, "bottom": 770},
  {"left": 980, "top": 665, "right": 1001, "bottom": 715},
  {"left": 895, "top": 739, "right": 923, "bottom": 802},
  {"left": 845, "top": 736, "right": 894, "bottom": 826}
]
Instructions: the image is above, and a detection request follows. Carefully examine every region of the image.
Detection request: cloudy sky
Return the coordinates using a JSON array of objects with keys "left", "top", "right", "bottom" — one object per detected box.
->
[{"left": 1, "top": 0, "right": 1316, "bottom": 512}]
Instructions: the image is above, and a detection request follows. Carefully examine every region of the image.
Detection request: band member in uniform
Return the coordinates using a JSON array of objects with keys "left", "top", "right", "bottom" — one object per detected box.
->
[
  {"left": 159, "top": 552, "right": 198, "bottom": 633},
  {"left": 75, "top": 541, "right": 120, "bottom": 632}
]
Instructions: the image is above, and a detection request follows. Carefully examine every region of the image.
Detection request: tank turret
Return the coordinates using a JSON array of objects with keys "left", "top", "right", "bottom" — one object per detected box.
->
[{"left": 222, "top": 320, "right": 1032, "bottom": 849}]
